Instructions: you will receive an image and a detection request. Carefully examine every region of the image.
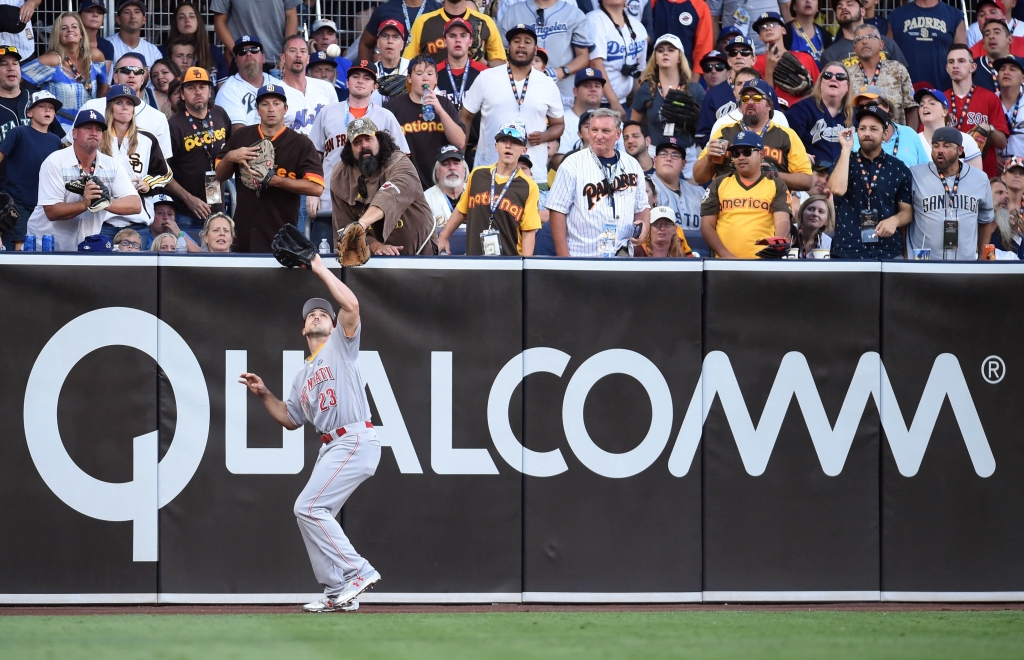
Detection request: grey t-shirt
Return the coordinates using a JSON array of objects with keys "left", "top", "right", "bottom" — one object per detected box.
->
[
  {"left": 706, "top": 0, "right": 782, "bottom": 54},
  {"left": 210, "top": 0, "right": 303, "bottom": 63},
  {"left": 908, "top": 162, "right": 994, "bottom": 260},
  {"left": 652, "top": 173, "right": 707, "bottom": 256},
  {"left": 820, "top": 34, "right": 908, "bottom": 69},
  {"left": 500, "top": 0, "right": 592, "bottom": 108},
  {"left": 286, "top": 322, "right": 372, "bottom": 434}
]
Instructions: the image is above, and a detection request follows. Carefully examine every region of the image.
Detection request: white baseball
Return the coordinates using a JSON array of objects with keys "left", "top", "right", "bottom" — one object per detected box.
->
[{"left": 325, "top": 44, "right": 341, "bottom": 58}]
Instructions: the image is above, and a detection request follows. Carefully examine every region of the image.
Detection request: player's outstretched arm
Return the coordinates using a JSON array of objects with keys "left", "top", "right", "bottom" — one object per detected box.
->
[
  {"left": 238, "top": 372, "right": 301, "bottom": 430},
  {"left": 310, "top": 254, "right": 360, "bottom": 337}
]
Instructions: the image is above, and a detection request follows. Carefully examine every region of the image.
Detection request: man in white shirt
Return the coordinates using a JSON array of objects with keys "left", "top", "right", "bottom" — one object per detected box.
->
[
  {"left": 107, "top": 0, "right": 164, "bottom": 68},
  {"left": 80, "top": 52, "right": 172, "bottom": 155},
  {"left": 278, "top": 34, "right": 338, "bottom": 135},
  {"left": 306, "top": 61, "right": 409, "bottom": 242},
  {"left": 423, "top": 144, "right": 467, "bottom": 237},
  {"left": 217, "top": 35, "right": 285, "bottom": 127},
  {"left": 461, "top": 24, "right": 564, "bottom": 181},
  {"left": 27, "top": 109, "right": 140, "bottom": 251}
]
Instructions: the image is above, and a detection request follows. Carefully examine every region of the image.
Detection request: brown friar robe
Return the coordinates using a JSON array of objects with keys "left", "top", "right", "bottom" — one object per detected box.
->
[{"left": 330, "top": 150, "right": 438, "bottom": 255}]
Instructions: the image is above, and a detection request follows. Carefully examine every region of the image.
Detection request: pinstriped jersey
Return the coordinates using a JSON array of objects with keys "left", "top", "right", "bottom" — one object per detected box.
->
[
  {"left": 545, "top": 148, "right": 649, "bottom": 256},
  {"left": 285, "top": 323, "right": 371, "bottom": 435}
]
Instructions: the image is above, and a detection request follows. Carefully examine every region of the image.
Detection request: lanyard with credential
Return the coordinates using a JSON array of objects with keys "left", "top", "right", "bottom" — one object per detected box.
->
[
  {"left": 857, "top": 152, "right": 881, "bottom": 206},
  {"left": 949, "top": 87, "right": 974, "bottom": 130},
  {"left": 589, "top": 147, "right": 623, "bottom": 220},
  {"left": 939, "top": 165, "right": 962, "bottom": 211},
  {"left": 401, "top": 1, "right": 427, "bottom": 44},
  {"left": 508, "top": 65, "right": 529, "bottom": 113},
  {"left": 185, "top": 110, "right": 217, "bottom": 168},
  {"left": 446, "top": 63, "right": 471, "bottom": 106},
  {"left": 489, "top": 166, "right": 520, "bottom": 226}
]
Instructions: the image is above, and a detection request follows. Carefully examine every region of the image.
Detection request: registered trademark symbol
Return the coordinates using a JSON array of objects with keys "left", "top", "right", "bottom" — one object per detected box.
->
[{"left": 982, "top": 356, "right": 1005, "bottom": 384}]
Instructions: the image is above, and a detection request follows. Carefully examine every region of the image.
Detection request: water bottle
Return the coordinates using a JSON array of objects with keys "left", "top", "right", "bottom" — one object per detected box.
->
[
  {"left": 318, "top": 238, "right": 330, "bottom": 255},
  {"left": 175, "top": 232, "right": 187, "bottom": 253},
  {"left": 422, "top": 85, "right": 435, "bottom": 122},
  {"left": 599, "top": 221, "right": 617, "bottom": 258}
]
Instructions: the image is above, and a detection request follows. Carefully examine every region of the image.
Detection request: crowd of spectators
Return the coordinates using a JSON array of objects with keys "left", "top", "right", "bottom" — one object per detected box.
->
[{"left": 0, "top": 0, "right": 1022, "bottom": 261}]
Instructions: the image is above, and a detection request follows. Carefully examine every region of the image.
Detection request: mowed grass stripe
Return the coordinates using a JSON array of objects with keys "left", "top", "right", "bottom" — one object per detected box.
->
[{"left": 0, "top": 611, "right": 1022, "bottom": 659}]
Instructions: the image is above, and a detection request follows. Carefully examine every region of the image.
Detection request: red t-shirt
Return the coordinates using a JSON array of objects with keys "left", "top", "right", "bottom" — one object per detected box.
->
[
  {"left": 945, "top": 85, "right": 1010, "bottom": 177},
  {"left": 970, "top": 40, "right": 1024, "bottom": 60},
  {"left": 754, "top": 50, "right": 820, "bottom": 109}
]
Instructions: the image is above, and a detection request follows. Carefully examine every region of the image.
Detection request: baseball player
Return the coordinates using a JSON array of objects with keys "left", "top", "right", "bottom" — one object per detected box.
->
[
  {"left": 239, "top": 254, "right": 381, "bottom": 613},
  {"left": 908, "top": 126, "right": 995, "bottom": 260},
  {"left": 546, "top": 108, "right": 650, "bottom": 256}
]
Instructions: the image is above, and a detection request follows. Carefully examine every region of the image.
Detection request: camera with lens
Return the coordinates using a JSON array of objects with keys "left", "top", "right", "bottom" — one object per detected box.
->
[{"left": 621, "top": 61, "right": 641, "bottom": 79}]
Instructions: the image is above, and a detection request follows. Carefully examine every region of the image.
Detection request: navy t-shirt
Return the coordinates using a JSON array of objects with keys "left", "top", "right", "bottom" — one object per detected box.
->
[
  {"left": 97, "top": 36, "right": 115, "bottom": 62},
  {"left": 887, "top": 1, "right": 963, "bottom": 90},
  {"left": 0, "top": 125, "right": 62, "bottom": 208},
  {"left": 695, "top": 80, "right": 736, "bottom": 146},
  {"left": 785, "top": 96, "right": 847, "bottom": 165}
]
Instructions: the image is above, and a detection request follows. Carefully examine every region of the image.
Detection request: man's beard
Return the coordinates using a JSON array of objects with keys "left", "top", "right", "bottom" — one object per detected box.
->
[
  {"left": 442, "top": 172, "right": 463, "bottom": 188},
  {"left": 358, "top": 150, "right": 381, "bottom": 177},
  {"left": 509, "top": 51, "right": 534, "bottom": 67},
  {"left": 742, "top": 110, "right": 759, "bottom": 125},
  {"left": 240, "top": 60, "right": 261, "bottom": 78},
  {"left": 306, "top": 326, "right": 331, "bottom": 339}
]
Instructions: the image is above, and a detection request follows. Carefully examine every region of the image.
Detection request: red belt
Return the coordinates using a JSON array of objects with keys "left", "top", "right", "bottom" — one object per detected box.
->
[{"left": 321, "top": 421, "right": 373, "bottom": 443}]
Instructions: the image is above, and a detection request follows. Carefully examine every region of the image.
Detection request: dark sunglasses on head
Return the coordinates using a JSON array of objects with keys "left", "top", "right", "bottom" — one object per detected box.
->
[
  {"left": 728, "top": 49, "right": 753, "bottom": 57},
  {"left": 236, "top": 45, "right": 262, "bottom": 55},
  {"left": 729, "top": 146, "right": 758, "bottom": 157},
  {"left": 740, "top": 93, "right": 765, "bottom": 104},
  {"left": 115, "top": 65, "right": 146, "bottom": 75},
  {"left": 705, "top": 62, "right": 727, "bottom": 72},
  {"left": 821, "top": 71, "right": 848, "bottom": 81}
]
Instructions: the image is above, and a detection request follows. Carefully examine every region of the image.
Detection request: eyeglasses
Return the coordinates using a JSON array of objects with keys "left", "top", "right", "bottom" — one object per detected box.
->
[
  {"left": 657, "top": 150, "right": 682, "bottom": 161},
  {"left": 706, "top": 62, "right": 727, "bottom": 72},
  {"left": 727, "top": 49, "right": 754, "bottom": 57},
  {"left": 853, "top": 34, "right": 878, "bottom": 43},
  {"left": 728, "top": 147, "right": 759, "bottom": 157},
  {"left": 115, "top": 66, "right": 146, "bottom": 75},
  {"left": 236, "top": 46, "right": 262, "bottom": 55},
  {"left": 117, "top": 240, "right": 142, "bottom": 250},
  {"left": 821, "top": 71, "right": 848, "bottom": 81},
  {"left": 740, "top": 93, "right": 766, "bottom": 104}
]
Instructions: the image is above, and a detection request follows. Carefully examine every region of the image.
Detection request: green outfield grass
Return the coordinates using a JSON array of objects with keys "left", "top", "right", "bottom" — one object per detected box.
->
[{"left": 1, "top": 611, "right": 1022, "bottom": 659}]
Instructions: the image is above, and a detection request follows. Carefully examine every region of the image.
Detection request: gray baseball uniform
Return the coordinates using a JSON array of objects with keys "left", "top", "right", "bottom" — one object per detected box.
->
[
  {"left": 651, "top": 173, "right": 708, "bottom": 256},
  {"left": 286, "top": 321, "right": 380, "bottom": 599},
  {"left": 908, "top": 161, "right": 994, "bottom": 260}
]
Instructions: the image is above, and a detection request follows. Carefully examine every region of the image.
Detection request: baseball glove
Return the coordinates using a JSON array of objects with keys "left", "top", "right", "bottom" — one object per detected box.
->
[
  {"left": 241, "top": 138, "right": 275, "bottom": 196},
  {"left": 660, "top": 88, "right": 701, "bottom": 135},
  {"left": 271, "top": 223, "right": 317, "bottom": 269},
  {"left": 0, "top": 191, "right": 18, "bottom": 234},
  {"left": 773, "top": 52, "right": 814, "bottom": 97},
  {"left": 755, "top": 236, "right": 792, "bottom": 259},
  {"left": 64, "top": 175, "right": 88, "bottom": 196},
  {"left": 337, "top": 222, "right": 371, "bottom": 267},
  {"left": 377, "top": 73, "right": 409, "bottom": 99}
]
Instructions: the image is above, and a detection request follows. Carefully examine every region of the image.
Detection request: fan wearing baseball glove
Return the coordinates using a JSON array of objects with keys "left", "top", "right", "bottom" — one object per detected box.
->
[
  {"left": 377, "top": 73, "right": 409, "bottom": 100},
  {"left": 659, "top": 87, "right": 701, "bottom": 141},
  {"left": 0, "top": 191, "right": 19, "bottom": 236},
  {"left": 753, "top": 12, "right": 819, "bottom": 107},
  {"left": 216, "top": 84, "right": 325, "bottom": 252}
]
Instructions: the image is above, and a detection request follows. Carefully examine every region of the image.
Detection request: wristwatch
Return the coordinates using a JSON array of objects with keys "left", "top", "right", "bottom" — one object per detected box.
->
[{"left": 562, "top": 66, "right": 571, "bottom": 78}]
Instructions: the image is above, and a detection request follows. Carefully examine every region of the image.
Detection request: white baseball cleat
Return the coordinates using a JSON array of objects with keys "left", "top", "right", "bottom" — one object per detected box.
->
[
  {"left": 302, "top": 596, "right": 357, "bottom": 613},
  {"left": 335, "top": 569, "right": 381, "bottom": 605}
]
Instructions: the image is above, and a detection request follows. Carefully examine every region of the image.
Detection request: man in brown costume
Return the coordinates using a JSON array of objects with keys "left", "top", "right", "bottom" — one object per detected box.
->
[{"left": 330, "top": 117, "right": 438, "bottom": 255}]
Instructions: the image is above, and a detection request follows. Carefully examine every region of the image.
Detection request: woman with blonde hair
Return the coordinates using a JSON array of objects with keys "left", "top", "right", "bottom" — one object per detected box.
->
[
  {"left": 164, "top": 1, "right": 228, "bottom": 86},
  {"left": 631, "top": 34, "right": 705, "bottom": 148},
  {"left": 635, "top": 206, "right": 692, "bottom": 257},
  {"left": 22, "top": 12, "right": 108, "bottom": 130},
  {"left": 795, "top": 194, "right": 834, "bottom": 258},
  {"left": 201, "top": 213, "right": 235, "bottom": 252},
  {"left": 786, "top": 62, "right": 852, "bottom": 167},
  {"left": 98, "top": 85, "right": 172, "bottom": 240}
]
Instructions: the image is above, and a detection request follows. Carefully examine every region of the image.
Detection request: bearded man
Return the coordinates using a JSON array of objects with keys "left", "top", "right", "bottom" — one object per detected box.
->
[{"left": 331, "top": 117, "right": 437, "bottom": 255}]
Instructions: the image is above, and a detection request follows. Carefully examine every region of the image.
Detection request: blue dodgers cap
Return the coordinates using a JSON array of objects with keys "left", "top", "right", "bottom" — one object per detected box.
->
[
  {"left": 255, "top": 83, "right": 287, "bottom": 103},
  {"left": 495, "top": 122, "right": 527, "bottom": 145},
  {"left": 574, "top": 66, "right": 606, "bottom": 87},
  {"left": 307, "top": 50, "right": 338, "bottom": 70},
  {"left": 724, "top": 35, "right": 754, "bottom": 52},
  {"left": 913, "top": 87, "right": 949, "bottom": 110},
  {"left": 78, "top": 234, "right": 113, "bottom": 251},
  {"left": 752, "top": 10, "right": 785, "bottom": 32},
  {"left": 106, "top": 83, "right": 141, "bottom": 106},
  {"left": 79, "top": 0, "right": 106, "bottom": 12},
  {"left": 233, "top": 34, "right": 262, "bottom": 54},
  {"left": 73, "top": 108, "right": 107, "bottom": 129},
  {"left": 302, "top": 297, "right": 336, "bottom": 322},
  {"left": 730, "top": 130, "right": 764, "bottom": 150}
]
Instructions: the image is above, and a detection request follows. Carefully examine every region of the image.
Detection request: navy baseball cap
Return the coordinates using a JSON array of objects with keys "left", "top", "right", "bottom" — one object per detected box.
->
[
  {"left": 307, "top": 50, "right": 338, "bottom": 70},
  {"left": 855, "top": 104, "right": 890, "bottom": 128},
  {"left": 506, "top": 23, "right": 537, "bottom": 42},
  {"left": 233, "top": 35, "right": 262, "bottom": 54},
  {"left": 79, "top": 0, "right": 106, "bottom": 12},
  {"left": 255, "top": 83, "right": 287, "bottom": 103},
  {"left": 932, "top": 126, "right": 963, "bottom": 146},
  {"left": 435, "top": 144, "right": 465, "bottom": 164},
  {"left": 116, "top": 0, "right": 146, "bottom": 13},
  {"left": 347, "top": 59, "right": 377, "bottom": 80},
  {"left": 739, "top": 78, "right": 775, "bottom": 104},
  {"left": 79, "top": 234, "right": 113, "bottom": 251},
  {"left": 73, "top": 108, "right": 107, "bottom": 129},
  {"left": 656, "top": 136, "right": 687, "bottom": 156},
  {"left": 730, "top": 131, "right": 764, "bottom": 150},
  {"left": 993, "top": 55, "right": 1024, "bottom": 74},
  {"left": 718, "top": 25, "right": 743, "bottom": 41},
  {"left": 106, "top": 83, "right": 141, "bottom": 106},
  {"left": 700, "top": 50, "right": 728, "bottom": 68},
  {"left": 575, "top": 67, "right": 606, "bottom": 86},
  {"left": 752, "top": 11, "right": 785, "bottom": 32},
  {"left": 724, "top": 35, "right": 753, "bottom": 52},
  {"left": 518, "top": 154, "right": 534, "bottom": 169},
  {"left": 914, "top": 87, "right": 948, "bottom": 110}
]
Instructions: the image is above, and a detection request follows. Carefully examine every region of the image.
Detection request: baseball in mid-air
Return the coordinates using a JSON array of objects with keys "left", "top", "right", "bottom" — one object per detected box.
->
[{"left": 325, "top": 44, "right": 341, "bottom": 58}]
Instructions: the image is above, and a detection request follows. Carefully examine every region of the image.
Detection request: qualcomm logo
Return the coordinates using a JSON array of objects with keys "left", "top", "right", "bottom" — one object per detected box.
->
[{"left": 23, "top": 309, "right": 996, "bottom": 562}]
